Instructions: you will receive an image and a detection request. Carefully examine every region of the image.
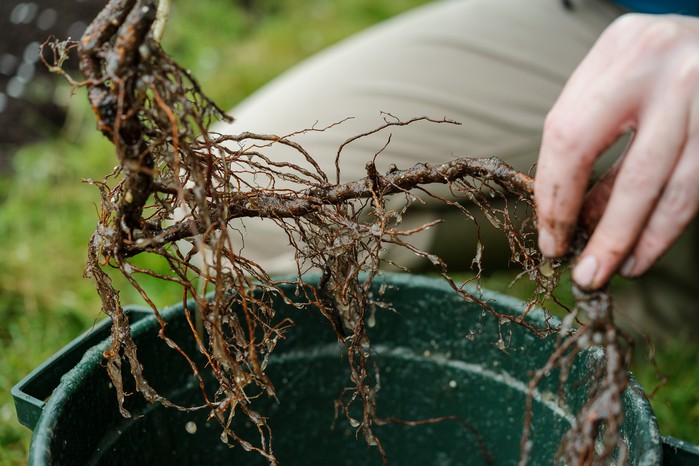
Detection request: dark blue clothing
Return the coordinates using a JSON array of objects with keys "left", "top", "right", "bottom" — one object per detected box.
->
[{"left": 610, "top": 0, "right": 699, "bottom": 15}]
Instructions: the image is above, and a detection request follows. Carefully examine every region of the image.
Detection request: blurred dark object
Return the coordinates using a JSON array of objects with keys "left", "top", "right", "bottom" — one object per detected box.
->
[{"left": 0, "top": 0, "right": 104, "bottom": 171}]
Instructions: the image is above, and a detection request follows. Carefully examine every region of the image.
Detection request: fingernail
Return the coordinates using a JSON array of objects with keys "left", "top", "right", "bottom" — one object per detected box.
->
[
  {"left": 620, "top": 256, "right": 635, "bottom": 277},
  {"left": 538, "top": 228, "right": 556, "bottom": 257},
  {"left": 573, "top": 255, "right": 598, "bottom": 288}
]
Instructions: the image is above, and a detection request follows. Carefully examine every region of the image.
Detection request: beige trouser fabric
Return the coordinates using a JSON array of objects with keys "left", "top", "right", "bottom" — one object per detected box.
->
[{"left": 210, "top": 0, "right": 698, "bottom": 339}]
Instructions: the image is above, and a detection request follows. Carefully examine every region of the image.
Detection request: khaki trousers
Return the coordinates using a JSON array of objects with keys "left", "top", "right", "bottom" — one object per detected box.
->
[{"left": 211, "top": 0, "right": 698, "bottom": 339}]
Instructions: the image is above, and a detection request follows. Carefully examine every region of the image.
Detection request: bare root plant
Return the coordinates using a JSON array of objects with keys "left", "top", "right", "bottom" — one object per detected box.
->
[{"left": 44, "top": 0, "right": 635, "bottom": 464}]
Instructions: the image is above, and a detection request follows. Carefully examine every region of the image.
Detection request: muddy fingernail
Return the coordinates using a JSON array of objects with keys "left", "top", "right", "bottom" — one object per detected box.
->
[{"left": 573, "top": 255, "right": 598, "bottom": 288}]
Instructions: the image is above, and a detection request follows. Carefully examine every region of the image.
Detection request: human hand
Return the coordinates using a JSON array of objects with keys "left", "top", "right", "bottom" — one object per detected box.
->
[{"left": 535, "top": 13, "right": 699, "bottom": 290}]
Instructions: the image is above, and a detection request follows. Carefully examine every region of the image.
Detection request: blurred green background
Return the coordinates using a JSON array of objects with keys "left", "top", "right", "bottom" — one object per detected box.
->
[{"left": 0, "top": 1, "right": 696, "bottom": 464}]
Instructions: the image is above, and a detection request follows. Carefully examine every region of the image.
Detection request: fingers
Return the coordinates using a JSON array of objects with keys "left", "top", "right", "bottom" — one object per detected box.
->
[
  {"left": 620, "top": 133, "right": 699, "bottom": 278},
  {"left": 535, "top": 15, "right": 653, "bottom": 256},
  {"left": 535, "top": 15, "right": 699, "bottom": 289},
  {"left": 535, "top": 72, "right": 637, "bottom": 257},
  {"left": 571, "top": 93, "right": 688, "bottom": 288}
]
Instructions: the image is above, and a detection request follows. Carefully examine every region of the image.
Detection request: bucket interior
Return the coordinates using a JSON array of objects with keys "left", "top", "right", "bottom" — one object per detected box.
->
[{"left": 30, "top": 274, "right": 660, "bottom": 465}]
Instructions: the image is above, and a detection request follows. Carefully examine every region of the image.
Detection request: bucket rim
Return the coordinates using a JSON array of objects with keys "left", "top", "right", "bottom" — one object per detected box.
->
[{"left": 27, "top": 272, "right": 662, "bottom": 465}]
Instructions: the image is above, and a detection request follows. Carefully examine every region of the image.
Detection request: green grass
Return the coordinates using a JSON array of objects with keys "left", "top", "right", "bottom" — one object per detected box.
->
[{"left": 1, "top": 1, "right": 697, "bottom": 464}]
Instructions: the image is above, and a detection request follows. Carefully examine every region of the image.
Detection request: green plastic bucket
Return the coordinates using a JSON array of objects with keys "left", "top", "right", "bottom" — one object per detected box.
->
[{"left": 11, "top": 273, "right": 690, "bottom": 465}]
